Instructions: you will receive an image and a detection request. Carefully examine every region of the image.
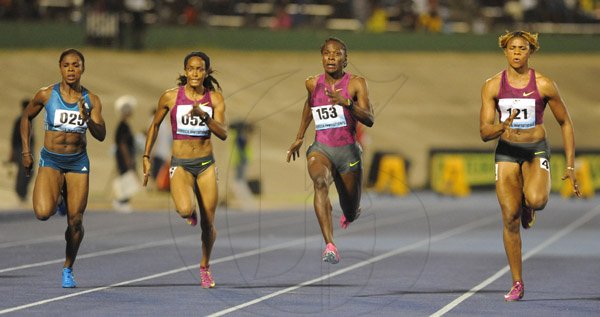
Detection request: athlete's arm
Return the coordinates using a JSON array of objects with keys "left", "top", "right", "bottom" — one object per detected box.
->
[
  {"left": 143, "top": 89, "right": 174, "bottom": 186},
  {"left": 541, "top": 76, "right": 581, "bottom": 196},
  {"left": 85, "top": 93, "right": 106, "bottom": 142},
  {"left": 204, "top": 91, "right": 227, "bottom": 141},
  {"left": 20, "top": 88, "right": 50, "bottom": 176},
  {"left": 286, "top": 78, "right": 314, "bottom": 162},
  {"left": 479, "top": 77, "right": 517, "bottom": 142},
  {"left": 348, "top": 77, "right": 374, "bottom": 127}
]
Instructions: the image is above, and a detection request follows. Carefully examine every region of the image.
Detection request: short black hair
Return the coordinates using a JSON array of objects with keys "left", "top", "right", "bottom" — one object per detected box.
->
[
  {"left": 59, "top": 48, "right": 85, "bottom": 66},
  {"left": 320, "top": 37, "right": 348, "bottom": 54}
]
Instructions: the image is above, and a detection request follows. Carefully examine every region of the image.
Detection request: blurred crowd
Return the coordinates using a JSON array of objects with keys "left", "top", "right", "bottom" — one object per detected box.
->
[{"left": 1, "top": 0, "right": 599, "bottom": 35}]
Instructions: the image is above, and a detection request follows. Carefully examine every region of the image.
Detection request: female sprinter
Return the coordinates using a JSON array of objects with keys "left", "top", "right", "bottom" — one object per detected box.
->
[
  {"left": 21, "top": 48, "right": 106, "bottom": 288},
  {"left": 479, "top": 31, "right": 581, "bottom": 301},
  {"left": 287, "top": 37, "right": 374, "bottom": 264},
  {"left": 143, "top": 51, "right": 227, "bottom": 288}
]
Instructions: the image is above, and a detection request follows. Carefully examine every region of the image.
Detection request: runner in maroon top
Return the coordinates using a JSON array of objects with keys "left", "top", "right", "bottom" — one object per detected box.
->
[
  {"left": 287, "top": 37, "right": 374, "bottom": 264},
  {"left": 479, "top": 31, "right": 581, "bottom": 301},
  {"left": 143, "top": 51, "right": 227, "bottom": 288}
]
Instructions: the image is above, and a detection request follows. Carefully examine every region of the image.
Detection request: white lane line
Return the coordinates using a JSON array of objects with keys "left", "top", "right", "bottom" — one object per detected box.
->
[
  {"left": 0, "top": 235, "right": 323, "bottom": 315},
  {"left": 430, "top": 204, "right": 600, "bottom": 317},
  {"left": 206, "top": 215, "right": 498, "bottom": 317},
  {"left": 0, "top": 206, "right": 432, "bottom": 314},
  {"left": 0, "top": 221, "right": 165, "bottom": 249},
  {"left": 0, "top": 214, "right": 303, "bottom": 274}
]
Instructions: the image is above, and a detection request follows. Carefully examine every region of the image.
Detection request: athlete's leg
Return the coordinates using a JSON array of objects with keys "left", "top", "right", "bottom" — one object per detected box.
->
[
  {"left": 496, "top": 162, "right": 524, "bottom": 283},
  {"left": 31, "top": 167, "right": 64, "bottom": 220},
  {"left": 307, "top": 152, "right": 335, "bottom": 244},
  {"left": 169, "top": 166, "right": 198, "bottom": 219},
  {"left": 63, "top": 172, "right": 89, "bottom": 269},
  {"left": 334, "top": 170, "right": 362, "bottom": 223},
  {"left": 521, "top": 157, "right": 551, "bottom": 211},
  {"left": 195, "top": 166, "right": 218, "bottom": 268}
]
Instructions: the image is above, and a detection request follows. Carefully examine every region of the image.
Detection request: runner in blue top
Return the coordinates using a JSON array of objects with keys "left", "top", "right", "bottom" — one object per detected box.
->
[{"left": 20, "top": 48, "right": 106, "bottom": 288}]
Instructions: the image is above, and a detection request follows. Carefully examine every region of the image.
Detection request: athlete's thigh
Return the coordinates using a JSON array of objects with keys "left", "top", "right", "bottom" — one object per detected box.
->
[
  {"left": 521, "top": 157, "right": 551, "bottom": 198},
  {"left": 196, "top": 165, "right": 218, "bottom": 218},
  {"left": 334, "top": 170, "right": 362, "bottom": 209},
  {"left": 32, "top": 167, "right": 63, "bottom": 214},
  {"left": 495, "top": 162, "right": 523, "bottom": 217},
  {"left": 169, "top": 166, "right": 197, "bottom": 212},
  {"left": 64, "top": 172, "right": 89, "bottom": 216},
  {"left": 307, "top": 151, "right": 334, "bottom": 185}
]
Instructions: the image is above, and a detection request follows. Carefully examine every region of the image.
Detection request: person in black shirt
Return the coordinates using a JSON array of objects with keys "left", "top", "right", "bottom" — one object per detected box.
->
[{"left": 8, "top": 99, "right": 35, "bottom": 203}]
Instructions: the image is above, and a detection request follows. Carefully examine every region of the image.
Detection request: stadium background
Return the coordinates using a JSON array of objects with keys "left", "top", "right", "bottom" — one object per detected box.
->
[{"left": 1, "top": 0, "right": 599, "bottom": 211}]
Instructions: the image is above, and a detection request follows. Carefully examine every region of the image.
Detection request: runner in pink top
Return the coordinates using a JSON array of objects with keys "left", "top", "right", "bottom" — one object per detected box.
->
[
  {"left": 479, "top": 31, "right": 581, "bottom": 301},
  {"left": 287, "top": 37, "right": 374, "bottom": 265},
  {"left": 143, "top": 51, "right": 227, "bottom": 288}
]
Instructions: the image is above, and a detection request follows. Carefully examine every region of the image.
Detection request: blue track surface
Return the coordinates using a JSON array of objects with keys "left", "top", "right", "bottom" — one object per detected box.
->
[{"left": 1, "top": 192, "right": 599, "bottom": 316}]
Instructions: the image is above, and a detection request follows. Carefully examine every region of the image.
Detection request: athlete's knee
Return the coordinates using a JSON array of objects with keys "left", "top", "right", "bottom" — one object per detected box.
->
[
  {"left": 33, "top": 205, "right": 53, "bottom": 221},
  {"left": 67, "top": 215, "right": 84, "bottom": 231},
  {"left": 177, "top": 206, "right": 195, "bottom": 219},
  {"left": 500, "top": 207, "right": 520, "bottom": 232},
  {"left": 35, "top": 213, "right": 51, "bottom": 221},
  {"left": 524, "top": 193, "right": 548, "bottom": 210},
  {"left": 313, "top": 176, "right": 329, "bottom": 191}
]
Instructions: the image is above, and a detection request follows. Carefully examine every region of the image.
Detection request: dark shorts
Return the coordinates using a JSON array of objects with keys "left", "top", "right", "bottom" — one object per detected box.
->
[
  {"left": 495, "top": 139, "right": 550, "bottom": 164},
  {"left": 39, "top": 147, "right": 90, "bottom": 174},
  {"left": 170, "top": 154, "right": 215, "bottom": 178},
  {"left": 306, "top": 141, "right": 362, "bottom": 174}
]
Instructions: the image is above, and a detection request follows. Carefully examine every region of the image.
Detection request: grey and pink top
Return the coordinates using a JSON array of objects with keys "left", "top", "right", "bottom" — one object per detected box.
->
[
  {"left": 310, "top": 73, "right": 357, "bottom": 147},
  {"left": 496, "top": 69, "right": 546, "bottom": 129},
  {"left": 170, "top": 86, "right": 213, "bottom": 140}
]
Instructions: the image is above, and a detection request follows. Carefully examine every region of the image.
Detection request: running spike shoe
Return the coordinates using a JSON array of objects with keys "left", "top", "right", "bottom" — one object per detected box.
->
[
  {"left": 62, "top": 267, "right": 77, "bottom": 288},
  {"left": 504, "top": 281, "right": 524, "bottom": 301},
  {"left": 322, "top": 243, "right": 340, "bottom": 264},
  {"left": 186, "top": 211, "right": 198, "bottom": 226},
  {"left": 200, "top": 266, "right": 215, "bottom": 288},
  {"left": 340, "top": 214, "right": 350, "bottom": 229}
]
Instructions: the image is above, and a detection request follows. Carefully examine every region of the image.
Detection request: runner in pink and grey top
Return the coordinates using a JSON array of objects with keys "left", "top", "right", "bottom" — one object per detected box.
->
[
  {"left": 170, "top": 86, "right": 213, "bottom": 140},
  {"left": 310, "top": 72, "right": 357, "bottom": 147}
]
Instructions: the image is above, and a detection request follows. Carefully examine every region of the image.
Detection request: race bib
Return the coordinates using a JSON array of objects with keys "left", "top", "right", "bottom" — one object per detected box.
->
[
  {"left": 312, "top": 105, "right": 347, "bottom": 131},
  {"left": 498, "top": 98, "right": 536, "bottom": 129},
  {"left": 175, "top": 104, "right": 213, "bottom": 137},
  {"left": 52, "top": 109, "right": 87, "bottom": 133}
]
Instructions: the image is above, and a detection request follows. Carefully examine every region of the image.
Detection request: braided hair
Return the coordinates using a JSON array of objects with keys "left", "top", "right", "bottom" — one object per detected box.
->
[{"left": 177, "top": 51, "right": 222, "bottom": 91}]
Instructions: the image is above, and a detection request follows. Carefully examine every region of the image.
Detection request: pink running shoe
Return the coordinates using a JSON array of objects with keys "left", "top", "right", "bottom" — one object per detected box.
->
[
  {"left": 340, "top": 214, "right": 350, "bottom": 229},
  {"left": 200, "top": 266, "right": 215, "bottom": 288},
  {"left": 322, "top": 243, "right": 340, "bottom": 264},
  {"left": 186, "top": 211, "right": 198, "bottom": 227},
  {"left": 504, "top": 281, "right": 524, "bottom": 301}
]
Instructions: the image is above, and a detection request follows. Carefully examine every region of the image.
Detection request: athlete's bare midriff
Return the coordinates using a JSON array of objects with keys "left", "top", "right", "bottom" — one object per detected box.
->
[
  {"left": 500, "top": 124, "right": 546, "bottom": 143},
  {"left": 43, "top": 130, "right": 87, "bottom": 154},
  {"left": 172, "top": 138, "right": 213, "bottom": 158}
]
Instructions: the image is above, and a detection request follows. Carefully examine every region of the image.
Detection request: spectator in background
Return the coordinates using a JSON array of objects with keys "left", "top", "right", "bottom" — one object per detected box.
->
[
  {"left": 122, "top": 0, "right": 150, "bottom": 50},
  {"left": 113, "top": 95, "right": 140, "bottom": 212},
  {"left": 229, "top": 121, "right": 257, "bottom": 208},
  {"left": 8, "top": 99, "right": 35, "bottom": 203},
  {"left": 367, "top": 1, "right": 388, "bottom": 33},
  {"left": 147, "top": 108, "right": 172, "bottom": 191},
  {"left": 271, "top": 1, "right": 292, "bottom": 30},
  {"left": 353, "top": 0, "right": 371, "bottom": 30},
  {"left": 418, "top": 0, "right": 443, "bottom": 32}
]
